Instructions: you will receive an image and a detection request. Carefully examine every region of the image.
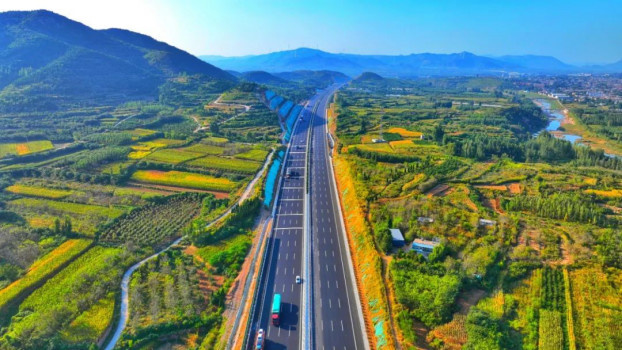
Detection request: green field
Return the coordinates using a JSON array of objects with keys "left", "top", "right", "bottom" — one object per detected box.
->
[
  {"left": 184, "top": 143, "right": 225, "bottom": 155},
  {"left": 234, "top": 148, "right": 269, "bottom": 162},
  {"left": 144, "top": 148, "right": 203, "bottom": 164},
  {"left": 127, "top": 128, "right": 156, "bottom": 140},
  {"left": 0, "top": 239, "right": 93, "bottom": 315},
  {"left": 187, "top": 155, "right": 261, "bottom": 174},
  {"left": 2, "top": 246, "right": 123, "bottom": 346},
  {"left": 7, "top": 198, "right": 126, "bottom": 235},
  {"left": 131, "top": 170, "right": 237, "bottom": 192}
]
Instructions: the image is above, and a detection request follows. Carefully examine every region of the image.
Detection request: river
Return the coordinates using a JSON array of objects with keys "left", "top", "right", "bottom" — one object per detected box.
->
[
  {"left": 533, "top": 98, "right": 582, "bottom": 143},
  {"left": 534, "top": 98, "right": 619, "bottom": 158}
]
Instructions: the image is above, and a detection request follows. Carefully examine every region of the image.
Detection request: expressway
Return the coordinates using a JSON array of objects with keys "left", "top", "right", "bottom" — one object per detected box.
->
[
  {"left": 309, "top": 86, "right": 367, "bottom": 350},
  {"left": 248, "top": 84, "right": 367, "bottom": 349}
]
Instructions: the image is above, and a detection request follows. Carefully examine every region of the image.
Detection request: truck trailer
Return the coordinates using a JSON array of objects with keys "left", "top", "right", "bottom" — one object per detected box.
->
[{"left": 271, "top": 294, "right": 282, "bottom": 326}]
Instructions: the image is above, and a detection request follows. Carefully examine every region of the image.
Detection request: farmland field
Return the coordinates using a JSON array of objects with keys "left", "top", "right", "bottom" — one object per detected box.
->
[
  {"left": 145, "top": 148, "right": 203, "bottom": 164},
  {"left": 569, "top": 267, "right": 622, "bottom": 349},
  {"left": 123, "top": 248, "right": 207, "bottom": 337},
  {"left": 0, "top": 140, "right": 54, "bottom": 158},
  {"left": 7, "top": 198, "right": 126, "bottom": 235},
  {"left": 127, "top": 128, "right": 156, "bottom": 140},
  {"left": 186, "top": 155, "right": 262, "bottom": 174},
  {"left": 99, "top": 194, "right": 203, "bottom": 247},
  {"left": 0, "top": 246, "right": 126, "bottom": 348},
  {"left": 234, "top": 148, "right": 269, "bottom": 162},
  {"left": 4, "top": 184, "right": 73, "bottom": 199},
  {"left": 0, "top": 239, "right": 92, "bottom": 316},
  {"left": 131, "top": 170, "right": 237, "bottom": 192},
  {"left": 184, "top": 143, "right": 225, "bottom": 155},
  {"left": 61, "top": 294, "right": 115, "bottom": 343}
]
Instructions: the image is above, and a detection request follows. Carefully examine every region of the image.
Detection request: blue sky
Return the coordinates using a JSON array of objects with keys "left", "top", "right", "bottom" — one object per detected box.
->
[{"left": 2, "top": 0, "right": 621, "bottom": 64}]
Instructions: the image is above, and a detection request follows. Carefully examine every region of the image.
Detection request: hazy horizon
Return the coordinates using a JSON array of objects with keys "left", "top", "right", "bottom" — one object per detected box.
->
[{"left": 1, "top": 0, "right": 621, "bottom": 65}]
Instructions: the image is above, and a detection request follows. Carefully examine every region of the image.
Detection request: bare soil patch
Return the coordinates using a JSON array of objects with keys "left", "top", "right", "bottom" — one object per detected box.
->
[{"left": 426, "top": 184, "right": 451, "bottom": 197}]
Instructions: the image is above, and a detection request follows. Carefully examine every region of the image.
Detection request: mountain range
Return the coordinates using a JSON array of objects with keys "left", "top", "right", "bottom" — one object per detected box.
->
[
  {"left": 0, "top": 10, "right": 234, "bottom": 111},
  {"left": 202, "top": 48, "right": 622, "bottom": 77}
]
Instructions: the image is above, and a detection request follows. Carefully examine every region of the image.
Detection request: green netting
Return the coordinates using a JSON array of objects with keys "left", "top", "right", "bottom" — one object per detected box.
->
[{"left": 263, "top": 151, "right": 284, "bottom": 206}]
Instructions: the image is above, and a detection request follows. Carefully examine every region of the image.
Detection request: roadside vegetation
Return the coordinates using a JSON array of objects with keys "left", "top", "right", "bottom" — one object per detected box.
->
[{"left": 330, "top": 74, "right": 622, "bottom": 349}]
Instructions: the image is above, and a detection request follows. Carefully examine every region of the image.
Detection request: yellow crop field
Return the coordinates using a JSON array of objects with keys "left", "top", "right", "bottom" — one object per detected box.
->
[
  {"left": 0, "top": 239, "right": 92, "bottom": 312},
  {"left": 353, "top": 143, "right": 394, "bottom": 153},
  {"left": 131, "top": 170, "right": 236, "bottom": 192},
  {"left": 0, "top": 140, "right": 54, "bottom": 158},
  {"left": 389, "top": 140, "right": 414, "bottom": 149},
  {"left": 387, "top": 127, "right": 422, "bottom": 138},
  {"left": 583, "top": 177, "right": 597, "bottom": 185},
  {"left": 5, "top": 184, "right": 73, "bottom": 199},
  {"left": 584, "top": 189, "right": 622, "bottom": 198},
  {"left": 128, "top": 150, "right": 151, "bottom": 159},
  {"left": 133, "top": 138, "right": 184, "bottom": 151},
  {"left": 61, "top": 294, "right": 115, "bottom": 343},
  {"left": 569, "top": 267, "right": 622, "bottom": 349}
]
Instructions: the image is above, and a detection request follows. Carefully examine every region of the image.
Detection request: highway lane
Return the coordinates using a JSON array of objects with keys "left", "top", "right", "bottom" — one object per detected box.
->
[
  {"left": 249, "top": 85, "right": 367, "bottom": 349},
  {"left": 310, "top": 85, "right": 366, "bottom": 350},
  {"left": 249, "top": 95, "right": 317, "bottom": 349}
]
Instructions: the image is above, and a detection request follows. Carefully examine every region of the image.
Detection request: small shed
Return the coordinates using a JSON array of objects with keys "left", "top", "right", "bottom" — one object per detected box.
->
[
  {"left": 417, "top": 217, "right": 434, "bottom": 224},
  {"left": 389, "top": 228, "right": 405, "bottom": 247},
  {"left": 478, "top": 218, "right": 496, "bottom": 227}
]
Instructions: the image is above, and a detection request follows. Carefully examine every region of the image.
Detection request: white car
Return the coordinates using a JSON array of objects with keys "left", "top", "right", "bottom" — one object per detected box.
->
[
  {"left": 296, "top": 275, "right": 302, "bottom": 284},
  {"left": 256, "top": 329, "right": 264, "bottom": 349}
]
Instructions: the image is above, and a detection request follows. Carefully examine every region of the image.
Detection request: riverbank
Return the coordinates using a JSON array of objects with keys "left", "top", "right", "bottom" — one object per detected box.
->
[{"left": 533, "top": 97, "right": 622, "bottom": 157}]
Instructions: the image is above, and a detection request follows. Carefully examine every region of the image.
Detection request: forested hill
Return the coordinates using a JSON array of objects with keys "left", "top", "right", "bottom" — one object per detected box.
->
[{"left": 0, "top": 10, "right": 235, "bottom": 111}]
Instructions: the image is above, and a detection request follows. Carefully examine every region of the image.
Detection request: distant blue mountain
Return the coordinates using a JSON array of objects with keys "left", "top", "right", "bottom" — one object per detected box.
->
[
  {"left": 495, "top": 55, "right": 574, "bottom": 72},
  {"left": 202, "top": 48, "right": 622, "bottom": 76}
]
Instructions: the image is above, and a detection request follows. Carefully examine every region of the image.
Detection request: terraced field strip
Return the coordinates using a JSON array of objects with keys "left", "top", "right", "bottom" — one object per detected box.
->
[
  {"left": 5, "top": 184, "right": 73, "bottom": 199},
  {"left": 187, "top": 155, "right": 262, "bottom": 174},
  {"left": 131, "top": 170, "right": 237, "bottom": 192},
  {"left": 0, "top": 239, "right": 93, "bottom": 317},
  {"left": 7, "top": 198, "right": 126, "bottom": 235},
  {"left": 0, "top": 140, "right": 54, "bottom": 158}
]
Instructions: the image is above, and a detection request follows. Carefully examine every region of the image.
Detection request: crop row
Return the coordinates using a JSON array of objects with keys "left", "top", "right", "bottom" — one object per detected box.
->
[{"left": 99, "top": 195, "right": 202, "bottom": 247}]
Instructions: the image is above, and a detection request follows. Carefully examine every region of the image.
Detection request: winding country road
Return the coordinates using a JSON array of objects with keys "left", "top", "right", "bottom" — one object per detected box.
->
[{"left": 103, "top": 149, "right": 274, "bottom": 350}]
